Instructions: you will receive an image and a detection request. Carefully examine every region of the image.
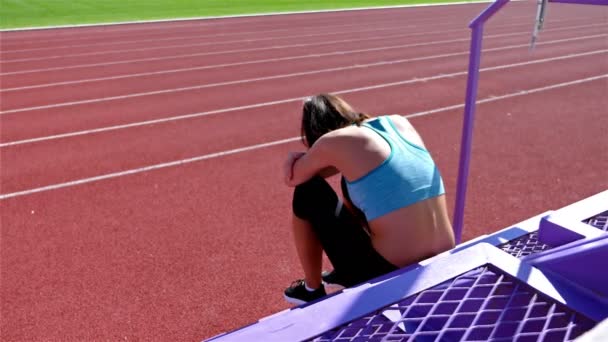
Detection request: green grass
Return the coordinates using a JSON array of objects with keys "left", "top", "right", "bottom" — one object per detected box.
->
[{"left": 0, "top": 0, "right": 482, "bottom": 29}]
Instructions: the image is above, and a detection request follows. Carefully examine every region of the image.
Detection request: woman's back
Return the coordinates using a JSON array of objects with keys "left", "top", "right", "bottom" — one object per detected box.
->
[{"left": 332, "top": 115, "right": 455, "bottom": 267}]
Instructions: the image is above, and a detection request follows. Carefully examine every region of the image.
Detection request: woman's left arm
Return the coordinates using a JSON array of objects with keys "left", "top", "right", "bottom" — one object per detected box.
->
[{"left": 284, "top": 135, "right": 337, "bottom": 187}]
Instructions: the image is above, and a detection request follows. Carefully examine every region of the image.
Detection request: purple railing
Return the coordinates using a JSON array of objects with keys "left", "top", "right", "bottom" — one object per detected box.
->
[
  {"left": 452, "top": 0, "right": 509, "bottom": 244},
  {"left": 452, "top": 0, "right": 608, "bottom": 243}
]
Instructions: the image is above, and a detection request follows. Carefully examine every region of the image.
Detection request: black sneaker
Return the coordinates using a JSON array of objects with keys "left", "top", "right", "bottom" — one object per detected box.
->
[
  {"left": 283, "top": 279, "right": 327, "bottom": 305},
  {"left": 322, "top": 270, "right": 347, "bottom": 289}
]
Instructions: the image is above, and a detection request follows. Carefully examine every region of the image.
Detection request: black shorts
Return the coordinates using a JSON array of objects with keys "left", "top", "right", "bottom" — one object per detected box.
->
[{"left": 292, "top": 176, "right": 398, "bottom": 287}]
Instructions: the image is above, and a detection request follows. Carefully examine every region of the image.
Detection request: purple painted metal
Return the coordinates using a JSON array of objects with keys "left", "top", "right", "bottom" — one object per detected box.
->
[
  {"left": 585, "top": 210, "right": 608, "bottom": 232},
  {"left": 538, "top": 213, "right": 605, "bottom": 246},
  {"left": 525, "top": 234, "right": 608, "bottom": 299},
  {"left": 451, "top": 26, "right": 482, "bottom": 244},
  {"left": 310, "top": 267, "right": 595, "bottom": 341},
  {"left": 539, "top": 215, "right": 586, "bottom": 246},
  {"left": 452, "top": 0, "right": 509, "bottom": 243},
  {"left": 468, "top": 0, "right": 510, "bottom": 27},
  {"left": 498, "top": 231, "right": 552, "bottom": 258},
  {"left": 550, "top": 0, "right": 608, "bottom": 4}
]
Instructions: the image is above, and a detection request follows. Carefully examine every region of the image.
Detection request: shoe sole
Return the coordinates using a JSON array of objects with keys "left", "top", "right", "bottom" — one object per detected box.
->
[
  {"left": 283, "top": 293, "right": 307, "bottom": 306},
  {"left": 322, "top": 281, "right": 345, "bottom": 290}
]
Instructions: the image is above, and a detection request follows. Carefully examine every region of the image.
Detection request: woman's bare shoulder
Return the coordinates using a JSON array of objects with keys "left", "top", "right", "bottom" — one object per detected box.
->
[
  {"left": 323, "top": 125, "right": 365, "bottom": 140},
  {"left": 316, "top": 125, "right": 370, "bottom": 153}
]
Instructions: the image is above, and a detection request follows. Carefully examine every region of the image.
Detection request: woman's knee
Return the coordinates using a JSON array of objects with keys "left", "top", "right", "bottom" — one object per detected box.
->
[{"left": 292, "top": 176, "right": 338, "bottom": 220}]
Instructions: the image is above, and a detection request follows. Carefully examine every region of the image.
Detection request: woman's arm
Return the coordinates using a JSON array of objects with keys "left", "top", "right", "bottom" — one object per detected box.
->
[
  {"left": 317, "top": 166, "right": 340, "bottom": 178},
  {"left": 284, "top": 134, "right": 338, "bottom": 187}
]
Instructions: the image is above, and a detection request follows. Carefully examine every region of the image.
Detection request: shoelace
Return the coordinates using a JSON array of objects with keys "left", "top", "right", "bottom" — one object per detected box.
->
[{"left": 289, "top": 279, "right": 306, "bottom": 289}]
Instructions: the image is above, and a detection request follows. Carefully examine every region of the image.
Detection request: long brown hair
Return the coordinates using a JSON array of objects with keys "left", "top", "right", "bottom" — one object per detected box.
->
[
  {"left": 301, "top": 93, "right": 371, "bottom": 228},
  {"left": 301, "top": 93, "right": 370, "bottom": 147}
]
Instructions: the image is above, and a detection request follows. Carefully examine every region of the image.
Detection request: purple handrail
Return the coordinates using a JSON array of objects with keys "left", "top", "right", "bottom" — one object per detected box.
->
[
  {"left": 452, "top": 0, "right": 607, "bottom": 243},
  {"left": 452, "top": 0, "right": 509, "bottom": 244}
]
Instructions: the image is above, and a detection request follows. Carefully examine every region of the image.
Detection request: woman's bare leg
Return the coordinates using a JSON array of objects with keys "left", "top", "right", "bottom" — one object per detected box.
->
[{"left": 291, "top": 214, "right": 322, "bottom": 288}]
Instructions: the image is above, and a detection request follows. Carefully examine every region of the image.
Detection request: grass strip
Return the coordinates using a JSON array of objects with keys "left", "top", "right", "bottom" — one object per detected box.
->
[{"left": 1, "top": 0, "right": 483, "bottom": 29}]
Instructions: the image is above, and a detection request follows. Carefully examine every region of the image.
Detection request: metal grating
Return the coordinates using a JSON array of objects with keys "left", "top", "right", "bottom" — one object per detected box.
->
[
  {"left": 583, "top": 210, "right": 608, "bottom": 232},
  {"left": 498, "top": 231, "right": 552, "bottom": 258},
  {"left": 309, "top": 266, "right": 595, "bottom": 342}
]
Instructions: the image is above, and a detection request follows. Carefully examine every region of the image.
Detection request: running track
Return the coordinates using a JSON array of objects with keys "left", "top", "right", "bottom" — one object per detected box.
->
[{"left": 1, "top": 1, "right": 607, "bottom": 340}]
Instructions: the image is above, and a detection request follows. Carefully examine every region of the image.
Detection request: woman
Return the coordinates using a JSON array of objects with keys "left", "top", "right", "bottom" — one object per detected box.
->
[{"left": 283, "top": 93, "right": 455, "bottom": 305}]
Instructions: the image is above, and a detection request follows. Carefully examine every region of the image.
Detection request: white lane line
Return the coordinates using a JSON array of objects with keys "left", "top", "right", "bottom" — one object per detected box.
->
[
  {"left": 1, "top": 33, "right": 606, "bottom": 115},
  {"left": 3, "top": 18, "right": 602, "bottom": 77},
  {"left": 2, "top": 48, "right": 606, "bottom": 147},
  {"left": 1, "top": 73, "right": 605, "bottom": 201},
  {"left": 3, "top": 22, "right": 603, "bottom": 92}
]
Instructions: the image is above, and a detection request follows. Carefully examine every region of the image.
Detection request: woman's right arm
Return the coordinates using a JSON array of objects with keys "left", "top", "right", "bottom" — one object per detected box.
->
[
  {"left": 284, "top": 134, "right": 339, "bottom": 187},
  {"left": 317, "top": 166, "right": 339, "bottom": 178}
]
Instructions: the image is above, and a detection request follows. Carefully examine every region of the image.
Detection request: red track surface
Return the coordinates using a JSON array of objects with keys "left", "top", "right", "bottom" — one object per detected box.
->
[{"left": 1, "top": 2, "right": 607, "bottom": 340}]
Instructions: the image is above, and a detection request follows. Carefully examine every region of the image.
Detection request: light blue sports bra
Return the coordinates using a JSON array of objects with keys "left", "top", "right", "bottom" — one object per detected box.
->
[{"left": 344, "top": 116, "right": 445, "bottom": 221}]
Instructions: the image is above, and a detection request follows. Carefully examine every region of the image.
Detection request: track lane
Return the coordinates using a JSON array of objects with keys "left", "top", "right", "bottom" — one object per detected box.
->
[
  {"left": 0, "top": 15, "right": 599, "bottom": 82},
  {"left": 1, "top": 14, "right": 524, "bottom": 78},
  {"left": 4, "top": 8, "right": 602, "bottom": 87},
  {"left": 1, "top": 15, "right": 492, "bottom": 60},
  {"left": 2, "top": 52, "right": 606, "bottom": 194},
  {"left": 5, "top": 26, "right": 479, "bottom": 72},
  {"left": 1, "top": 33, "right": 606, "bottom": 144},
  {"left": 3, "top": 23, "right": 606, "bottom": 109}
]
